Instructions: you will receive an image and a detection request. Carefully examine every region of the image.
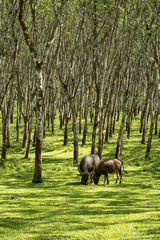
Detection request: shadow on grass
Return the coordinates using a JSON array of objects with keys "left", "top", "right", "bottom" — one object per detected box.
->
[{"left": 1, "top": 154, "right": 160, "bottom": 240}]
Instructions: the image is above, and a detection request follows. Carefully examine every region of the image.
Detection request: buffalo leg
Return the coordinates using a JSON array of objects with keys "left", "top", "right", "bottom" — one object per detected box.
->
[
  {"left": 90, "top": 175, "right": 93, "bottom": 184},
  {"left": 104, "top": 174, "right": 109, "bottom": 185},
  {"left": 119, "top": 170, "right": 122, "bottom": 184},
  {"left": 115, "top": 171, "right": 119, "bottom": 184}
]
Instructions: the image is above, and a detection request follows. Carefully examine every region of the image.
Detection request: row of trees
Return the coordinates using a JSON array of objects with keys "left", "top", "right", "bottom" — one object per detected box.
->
[{"left": 0, "top": 0, "right": 160, "bottom": 182}]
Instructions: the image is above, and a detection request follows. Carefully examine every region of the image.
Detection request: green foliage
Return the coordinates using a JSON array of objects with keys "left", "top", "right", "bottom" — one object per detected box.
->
[{"left": 0, "top": 114, "right": 160, "bottom": 239}]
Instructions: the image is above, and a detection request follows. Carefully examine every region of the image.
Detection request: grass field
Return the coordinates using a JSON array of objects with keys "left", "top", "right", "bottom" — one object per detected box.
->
[{"left": 0, "top": 114, "right": 160, "bottom": 239}]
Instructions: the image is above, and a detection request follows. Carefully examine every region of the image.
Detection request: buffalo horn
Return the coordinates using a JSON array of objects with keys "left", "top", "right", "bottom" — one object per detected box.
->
[
  {"left": 88, "top": 166, "right": 96, "bottom": 176},
  {"left": 78, "top": 165, "right": 84, "bottom": 175}
]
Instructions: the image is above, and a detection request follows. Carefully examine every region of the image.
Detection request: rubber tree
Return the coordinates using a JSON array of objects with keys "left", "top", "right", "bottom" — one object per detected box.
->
[{"left": 19, "top": 0, "right": 44, "bottom": 182}]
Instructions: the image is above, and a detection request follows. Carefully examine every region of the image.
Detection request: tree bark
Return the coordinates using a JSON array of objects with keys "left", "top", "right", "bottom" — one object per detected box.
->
[
  {"left": 22, "top": 116, "right": 28, "bottom": 148},
  {"left": 82, "top": 92, "right": 89, "bottom": 146},
  {"left": 70, "top": 99, "right": 79, "bottom": 164},
  {"left": 91, "top": 90, "right": 100, "bottom": 154},
  {"left": 63, "top": 101, "right": 69, "bottom": 146},
  {"left": 25, "top": 99, "right": 35, "bottom": 159},
  {"left": 145, "top": 92, "right": 155, "bottom": 158},
  {"left": 115, "top": 89, "right": 128, "bottom": 158},
  {"left": 19, "top": 0, "right": 43, "bottom": 183}
]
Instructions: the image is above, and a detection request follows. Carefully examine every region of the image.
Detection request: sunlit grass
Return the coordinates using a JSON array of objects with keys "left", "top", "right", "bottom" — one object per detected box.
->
[{"left": 0, "top": 113, "right": 160, "bottom": 239}]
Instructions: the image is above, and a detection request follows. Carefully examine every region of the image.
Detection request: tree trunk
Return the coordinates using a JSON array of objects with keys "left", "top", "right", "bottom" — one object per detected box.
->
[
  {"left": 70, "top": 99, "right": 79, "bottom": 164},
  {"left": 6, "top": 116, "right": 11, "bottom": 148},
  {"left": 43, "top": 105, "right": 46, "bottom": 138},
  {"left": 115, "top": 110, "right": 126, "bottom": 158},
  {"left": 105, "top": 113, "right": 110, "bottom": 143},
  {"left": 10, "top": 101, "right": 15, "bottom": 124},
  {"left": 98, "top": 104, "right": 105, "bottom": 159},
  {"left": 16, "top": 96, "right": 20, "bottom": 142},
  {"left": 141, "top": 77, "right": 150, "bottom": 143},
  {"left": 59, "top": 99, "right": 63, "bottom": 130},
  {"left": 19, "top": 0, "right": 43, "bottom": 183},
  {"left": 22, "top": 116, "right": 28, "bottom": 148},
  {"left": 51, "top": 109, "right": 55, "bottom": 134},
  {"left": 32, "top": 87, "right": 43, "bottom": 183},
  {"left": 140, "top": 109, "right": 145, "bottom": 134},
  {"left": 154, "top": 109, "right": 159, "bottom": 135},
  {"left": 141, "top": 102, "right": 149, "bottom": 144},
  {"left": 6, "top": 85, "right": 14, "bottom": 148},
  {"left": 145, "top": 91, "right": 155, "bottom": 158},
  {"left": 1, "top": 113, "right": 7, "bottom": 166},
  {"left": 79, "top": 82, "right": 84, "bottom": 134},
  {"left": 63, "top": 102, "right": 69, "bottom": 146},
  {"left": 25, "top": 100, "right": 35, "bottom": 159},
  {"left": 82, "top": 92, "right": 89, "bottom": 146},
  {"left": 91, "top": 89, "right": 100, "bottom": 154},
  {"left": 115, "top": 89, "right": 128, "bottom": 158}
]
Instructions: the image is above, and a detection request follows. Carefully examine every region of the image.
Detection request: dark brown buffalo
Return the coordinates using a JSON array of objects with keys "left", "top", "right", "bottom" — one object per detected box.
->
[
  {"left": 78, "top": 154, "right": 101, "bottom": 185},
  {"left": 93, "top": 158, "right": 128, "bottom": 185}
]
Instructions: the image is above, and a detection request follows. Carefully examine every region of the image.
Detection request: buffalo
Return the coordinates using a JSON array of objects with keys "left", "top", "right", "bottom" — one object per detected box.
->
[
  {"left": 78, "top": 154, "right": 101, "bottom": 185},
  {"left": 93, "top": 158, "right": 128, "bottom": 185}
]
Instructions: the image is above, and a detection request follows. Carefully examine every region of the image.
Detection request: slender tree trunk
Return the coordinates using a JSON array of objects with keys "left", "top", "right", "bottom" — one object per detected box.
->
[
  {"left": 63, "top": 102, "right": 69, "bottom": 146},
  {"left": 25, "top": 100, "right": 35, "bottom": 159},
  {"left": 33, "top": 88, "right": 43, "bottom": 182},
  {"left": 6, "top": 116, "right": 11, "bottom": 148},
  {"left": 79, "top": 81, "right": 84, "bottom": 134},
  {"left": 110, "top": 111, "right": 114, "bottom": 138},
  {"left": 64, "top": 117, "right": 69, "bottom": 146},
  {"left": 32, "top": 126, "right": 36, "bottom": 147},
  {"left": 141, "top": 77, "right": 150, "bottom": 143},
  {"left": 6, "top": 85, "right": 14, "bottom": 148},
  {"left": 105, "top": 113, "right": 110, "bottom": 143},
  {"left": 117, "top": 108, "right": 120, "bottom": 121},
  {"left": 25, "top": 127, "right": 32, "bottom": 159},
  {"left": 113, "top": 110, "right": 116, "bottom": 134},
  {"left": 19, "top": 0, "right": 43, "bottom": 183},
  {"left": 154, "top": 109, "right": 159, "bottom": 135},
  {"left": 141, "top": 102, "right": 149, "bottom": 144},
  {"left": 51, "top": 105, "right": 55, "bottom": 134},
  {"left": 98, "top": 102, "right": 105, "bottom": 159},
  {"left": 145, "top": 91, "right": 156, "bottom": 158},
  {"left": 1, "top": 112, "right": 7, "bottom": 166},
  {"left": 115, "top": 89, "right": 128, "bottom": 158},
  {"left": 59, "top": 99, "right": 63, "bottom": 130},
  {"left": 126, "top": 115, "right": 131, "bottom": 139},
  {"left": 16, "top": 96, "right": 20, "bottom": 142},
  {"left": 142, "top": 112, "right": 150, "bottom": 144},
  {"left": 51, "top": 89, "right": 56, "bottom": 134},
  {"left": 91, "top": 89, "right": 100, "bottom": 154},
  {"left": 43, "top": 105, "right": 46, "bottom": 138},
  {"left": 10, "top": 101, "right": 15, "bottom": 124},
  {"left": 82, "top": 92, "right": 89, "bottom": 146},
  {"left": 109, "top": 97, "right": 115, "bottom": 138},
  {"left": 70, "top": 99, "right": 79, "bottom": 164},
  {"left": 115, "top": 111, "right": 127, "bottom": 158},
  {"left": 79, "top": 99, "right": 83, "bottom": 135},
  {"left": 22, "top": 116, "right": 28, "bottom": 148},
  {"left": 140, "top": 109, "right": 145, "bottom": 134}
]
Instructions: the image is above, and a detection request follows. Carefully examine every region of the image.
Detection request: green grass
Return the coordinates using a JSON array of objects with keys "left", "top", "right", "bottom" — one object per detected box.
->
[{"left": 0, "top": 114, "right": 160, "bottom": 239}]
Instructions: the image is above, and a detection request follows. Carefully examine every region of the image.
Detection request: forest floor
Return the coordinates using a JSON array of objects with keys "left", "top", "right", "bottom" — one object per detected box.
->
[{"left": 0, "top": 115, "right": 160, "bottom": 239}]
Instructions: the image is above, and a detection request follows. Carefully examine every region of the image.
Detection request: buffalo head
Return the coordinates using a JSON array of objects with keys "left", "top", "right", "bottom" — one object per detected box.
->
[{"left": 78, "top": 165, "right": 94, "bottom": 185}]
